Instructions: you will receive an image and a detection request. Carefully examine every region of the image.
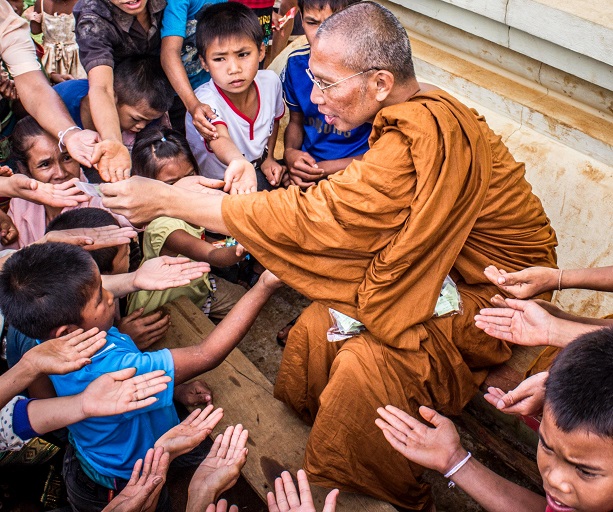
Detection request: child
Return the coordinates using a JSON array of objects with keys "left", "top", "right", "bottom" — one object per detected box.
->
[
  {"left": 376, "top": 327, "right": 613, "bottom": 512},
  {"left": 0, "top": 242, "right": 281, "bottom": 511},
  {"left": 280, "top": 0, "right": 370, "bottom": 189},
  {"left": 130, "top": 127, "right": 246, "bottom": 320},
  {"left": 54, "top": 56, "right": 174, "bottom": 157},
  {"left": 159, "top": 0, "right": 224, "bottom": 136},
  {"left": 73, "top": 0, "right": 167, "bottom": 180},
  {"left": 30, "top": 0, "right": 87, "bottom": 83},
  {"left": 186, "top": 2, "right": 286, "bottom": 191}
]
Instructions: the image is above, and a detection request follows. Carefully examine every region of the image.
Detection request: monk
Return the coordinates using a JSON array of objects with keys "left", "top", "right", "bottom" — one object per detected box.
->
[{"left": 100, "top": 2, "right": 557, "bottom": 508}]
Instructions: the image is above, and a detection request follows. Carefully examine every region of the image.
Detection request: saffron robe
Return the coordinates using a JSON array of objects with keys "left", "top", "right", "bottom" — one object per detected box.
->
[{"left": 221, "top": 90, "right": 557, "bottom": 509}]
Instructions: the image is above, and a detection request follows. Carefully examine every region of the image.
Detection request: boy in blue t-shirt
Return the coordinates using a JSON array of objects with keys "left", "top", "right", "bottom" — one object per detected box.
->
[
  {"left": 0, "top": 242, "right": 281, "bottom": 511},
  {"left": 280, "top": 0, "right": 369, "bottom": 189}
]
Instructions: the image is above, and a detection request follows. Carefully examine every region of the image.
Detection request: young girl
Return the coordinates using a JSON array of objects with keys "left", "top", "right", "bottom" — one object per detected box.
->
[
  {"left": 6, "top": 116, "right": 130, "bottom": 249},
  {"left": 128, "top": 126, "right": 246, "bottom": 320},
  {"left": 30, "top": 0, "right": 87, "bottom": 83}
]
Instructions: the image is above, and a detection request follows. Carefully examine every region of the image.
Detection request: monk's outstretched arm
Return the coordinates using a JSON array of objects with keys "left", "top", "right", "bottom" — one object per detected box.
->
[{"left": 101, "top": 177, "right": 229, "bottom": 234}]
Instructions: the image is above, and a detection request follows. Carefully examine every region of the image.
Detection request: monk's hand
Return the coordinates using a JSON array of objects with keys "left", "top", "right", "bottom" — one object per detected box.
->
[
  {"left": 22, "top": 328, "right": 107, "bottom": 376},
  {"left": 80, "top": 368, "right": 171, "bottom": 417},
  {"left": 267, "top": 469, "right": 339, "bottom": 512},
  {"left": 484, "top": 265, "right": 560, "bottom": 299},
  {"left": 223, "top": 158, "right": 257, "bottom": 195},
  {"left": 284, "top": 148, "right": 323, "bottom": 188},
  {"left": 174, "top": 175, "right": 226, "bottom": 195},
  {"left": 474, "top": 296, "right": 553, "bottom": 346},
  {"left": 91, "top": 139, "right": 132, "bottom": 182},
  {"left": 100, "top": 176, "right": 169, "bottom": 225},
  {"left": 484, "top": 371, "right": 548, "bottom": 417},
  {"left": 376, "top": 405, "right": 468, "bottom": 476},
  {"left": 154, "top": 406, "right": 224, "bottom": 462},
  {"left": 133, "top": 256, "right": 210, "bottom": 291}
]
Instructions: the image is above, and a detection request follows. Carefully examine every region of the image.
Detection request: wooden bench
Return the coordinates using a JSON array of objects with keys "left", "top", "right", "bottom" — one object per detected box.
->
[{"left": 152, "top": 296, "right": 397, "bottom": 512}]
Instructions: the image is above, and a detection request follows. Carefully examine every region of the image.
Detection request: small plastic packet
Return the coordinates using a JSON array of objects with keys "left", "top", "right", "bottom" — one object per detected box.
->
[
  {"left": 433, "top": 275, "right": 463, "bottom": 318},
  {"left": 327, "top": 308, "right": 365, "bottom": 342}
]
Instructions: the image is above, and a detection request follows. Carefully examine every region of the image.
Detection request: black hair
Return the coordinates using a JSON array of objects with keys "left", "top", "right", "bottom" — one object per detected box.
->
[
  {"left": 11, "top": 116, "right": 47, "bottom": 174},
  {"left": 114, "top": 56, "right": 175, "bottom": 113},
  {"left": 46, "top": 208, "right": 122, "bottom": 274},
  {"left": 298, "top": 0, "right": 361, "bottom": 15},
  {"left": 0, "top": 243, "right": 97, "bottom": 340},
  {"left": 196, "top": 2, "right": 263, "bottom": 58},
  {"left": 546, "top": 327, "right": 613, "bottom": 438},
  {"left": 131, "top": 126, "right": 198, "bottom": 182}
]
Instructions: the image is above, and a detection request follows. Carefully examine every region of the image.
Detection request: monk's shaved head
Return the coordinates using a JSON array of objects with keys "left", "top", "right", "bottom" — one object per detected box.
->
[{"left": 315, "top": 1, "right": 415, "bottom": 83}]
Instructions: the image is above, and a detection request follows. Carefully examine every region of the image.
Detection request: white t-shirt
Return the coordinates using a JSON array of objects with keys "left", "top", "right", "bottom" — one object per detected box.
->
[{"left": 186, "top": 70, "right": 285, "bottom": 181}]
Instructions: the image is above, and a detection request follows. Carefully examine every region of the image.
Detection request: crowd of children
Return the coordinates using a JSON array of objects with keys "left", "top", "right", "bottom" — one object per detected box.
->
[{"left": 0, "top": 0, "right": 611, "bottom": 510}]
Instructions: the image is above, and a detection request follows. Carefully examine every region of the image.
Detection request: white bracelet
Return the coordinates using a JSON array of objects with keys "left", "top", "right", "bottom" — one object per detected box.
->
[
  {"left": 444, "top": 451, "right": 472, "bottom": 488},
  {"left": 57, "top": 125, "right": 82, "bottom": 151}
]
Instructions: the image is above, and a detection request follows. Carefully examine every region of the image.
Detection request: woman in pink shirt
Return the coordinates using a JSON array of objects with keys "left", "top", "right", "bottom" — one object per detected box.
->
[{"left": 6, "top": 116, "right": 131, "bottom": 249}]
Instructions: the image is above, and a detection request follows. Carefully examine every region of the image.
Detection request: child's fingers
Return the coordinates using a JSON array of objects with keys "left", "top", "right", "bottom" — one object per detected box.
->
[
  {"left": 273, "top": 476, "right": 289, "bottom": 511},
  {"left": 296, "top": 469, "right": 315, "bottom": 506},
  {"left": 281, "top": 471, "right": 301, "bottom": 508},
  {"left": 217, "top": 425, "right": 234, "bottom": 459},
  {"left": 266, "top": 491, "right": 280, "bottom": 512},
  {"left": 209, "top": 433, "right": 224, "bottom": 458},
  {"left": 191, "top": 404, "right": 216, "bottom": 427},
  {"left": 181, "top": 408, "right": 203, "bottom": 426},
  {"left": 227, "top": 424, "right": 244, "bottom": 456},
  {"left": 376, "top": 406, "right": 415, "bottom": 435},
  {"left": 127, "top": 457, "right": 144, "bottom": 486},
  {"left": 201, "top": 407, "right": 224, "bottom": 431}
]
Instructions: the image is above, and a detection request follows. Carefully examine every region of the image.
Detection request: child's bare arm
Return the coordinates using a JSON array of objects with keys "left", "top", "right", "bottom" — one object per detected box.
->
[
  {"left": 87, "top": 65, "right": 131, "bottom": 182},
  {"left": 171, "top": 271, "right": 282, "bottom": 385},
  {"left": 315, "top": 154, "right": 364, "bottom": 178},
  {"left": 162, "top": 229, "right": 244, "bottom": 267},
  {"left": 161, "top": 37, "right": 217, "bottom": 140},
  {"left": 208, "top": 125, "right": 257, "bottom": 194},
  {"left": 260, "top": 119, "right": 284, "bottom": 187},
  {"left": 376, "top": 405, "right": 546, "bottom": 512}
]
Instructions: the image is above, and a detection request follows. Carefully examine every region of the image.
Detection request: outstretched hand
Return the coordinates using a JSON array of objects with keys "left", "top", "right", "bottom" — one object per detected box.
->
[
  {"left": 6, "top": 175, "right": 89, "bottom": 207},
  {"left": 155, "top": 406, "right": 224, "bottom": 461},
  {"left": 223, "top": 159, "right": 257, "bottom": 195},
  {"left": 267, "top": 470, "right": 338, "bottom": 512},
  {"left": 484, "top": 372, "right": 548, "bottom": 417},
  {"left": 41, "top": 225, "right": 137, "bottom": 250},
  {"left": 474, "top": 296, "right": 552, "bottom": 346},
  {"left": 81, "top": 368, "right": 171, "bottom": 418},
  {"left": 375, "top": 405, "right": 467, "bottom": 475},
  {"left": 174, "top": 175, "right": 226, "bottom": 195},
  {"left": 91, "top": 139, "right": 131, "bottom": 182},
  {"left": 484, "top": 265, "right": 559, "bottom": 299},
  {"left": 63, "top": 129, "right": 100, "bottom": 169},
  {"left": 101, "top": 177, "right": 170, "bottom": 225},
  {"left": 24, "top": 328, "right": 107, "bottom": 375},
  {"left": 187, "top": 424, "right": 248, "bottom": 510},
  {"left": 133, "top": 256, "right": 211, "bottom": 291},
  {"left": 103, "top": 447, "right": 170, "bottom": 512}
]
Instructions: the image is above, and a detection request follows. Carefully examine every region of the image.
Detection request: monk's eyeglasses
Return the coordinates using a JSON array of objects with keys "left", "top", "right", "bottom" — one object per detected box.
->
[{"left": 305, "top": 67, "right": 378, "bottom": 91}]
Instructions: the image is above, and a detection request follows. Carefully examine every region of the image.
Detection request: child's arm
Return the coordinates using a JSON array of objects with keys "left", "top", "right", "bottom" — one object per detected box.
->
[
  {"left": 208, "top": 125, "right": 257, "bottom": 194},
  {"left": 102, "top": 256, "right": 210, "bottom": 297},
  {"left": 0, "top": 328, "right": 106, "bottom": 408},
  {"left": 26, "top": 368, "right": 171, "bottom": 434},
  {"left": 86, "top": 65, "right": 131, "bottom": 182},
  {"left": 284, "top": 111, "right": 320, "bottom": 188},
  {"left": 376, "top": 405, "right": 546, "bottom": 512},
  {"left": 30, "top": 0, "right": 42, "bottom": 34},
  {"left": 314, "top": 154, "right": 363, "bottom": 178},
  {"left": 260, "top": 119, "right": 285, "bottom": 187},
  {"left": 170, "top": 270, "right": 282, "bottom": 385},
  {"left": 160, "top": 37, "right": 217, "bottom": 140},
  {"left": 485, "top": 264, "right": 613, "bottom": 299},
  {"left": 162, "top": 229, "right": 245, "bottom": 268}
]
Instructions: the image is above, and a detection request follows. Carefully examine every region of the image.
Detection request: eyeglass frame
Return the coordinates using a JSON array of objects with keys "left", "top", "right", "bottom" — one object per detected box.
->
[{"left": 305, "top": 67, "right": 379, "bottom": 92}]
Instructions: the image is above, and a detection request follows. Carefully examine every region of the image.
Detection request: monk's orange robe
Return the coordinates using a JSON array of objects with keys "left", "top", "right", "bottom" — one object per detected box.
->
[{"left": 222, "top": 90, "right": 557, "bottom": 510}]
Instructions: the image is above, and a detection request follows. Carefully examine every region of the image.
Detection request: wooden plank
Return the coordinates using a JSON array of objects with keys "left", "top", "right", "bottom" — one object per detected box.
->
[{"left": 157, "top": 297, "right": 397, "bottom": 512}]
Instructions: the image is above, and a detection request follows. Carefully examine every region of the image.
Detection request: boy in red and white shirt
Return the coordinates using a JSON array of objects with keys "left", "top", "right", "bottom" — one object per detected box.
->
[{"left": 185, "top": 2, "right": 285, "bottom": 191}]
